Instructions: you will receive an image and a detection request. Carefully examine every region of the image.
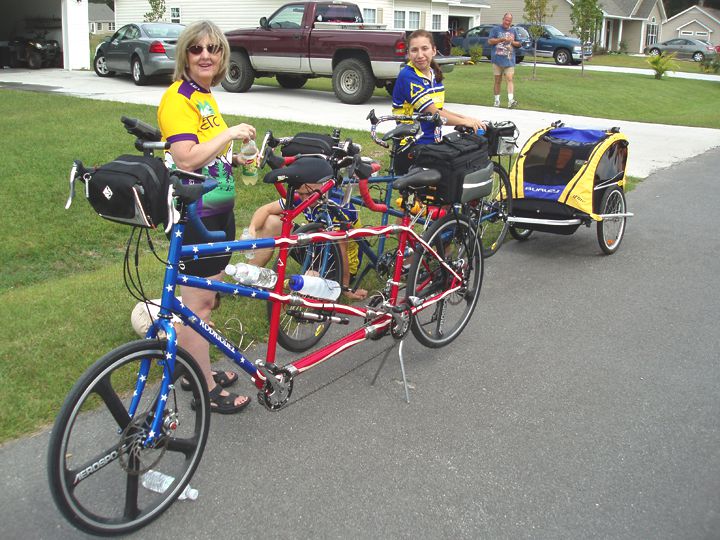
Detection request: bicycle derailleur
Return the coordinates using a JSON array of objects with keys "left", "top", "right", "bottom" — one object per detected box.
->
[{"left": 255, "top": 361, "right": 295, "bottom": 411}]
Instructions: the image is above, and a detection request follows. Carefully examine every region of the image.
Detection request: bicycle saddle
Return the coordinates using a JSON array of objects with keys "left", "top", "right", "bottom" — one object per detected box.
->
[
  {"left": 263, "top": 156, "right": 334, "bottom": 186},
  {"left": 393, "top": 167, "right": 442, "bottom": 192}
]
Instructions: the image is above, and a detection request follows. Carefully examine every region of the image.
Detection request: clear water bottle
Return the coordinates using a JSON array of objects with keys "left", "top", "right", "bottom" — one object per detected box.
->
[
  {"left": 239, "top": 139, "right": 258, "bottom": 186},
  {"left": 141, "top": 470, "right": 198, "bottom": 501},
  {"left": 287, "top": 274, "right": 341, "bottom": 301},
  {"left": 241, "top": 227, "right": 255, "bottom": 260},
  {"left": 225, "top": 263, "right": 278, "bottom": 288}
]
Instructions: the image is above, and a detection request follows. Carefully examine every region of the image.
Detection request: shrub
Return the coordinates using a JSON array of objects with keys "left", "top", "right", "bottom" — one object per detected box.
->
[
  {"left": 469, "top": 45, "right": 485, "bottom": 64},
  {"left": 618, "top": 40, "right": 628, "bottom": 54},
  {"left": 450, "top": 46, "right": 467, "bottom": 58},
  {"left": 699, "top": 56, "right": 720, "bottom": 74},
  {"left": 647, "top": 52, "right": 678, "bottom": 79}
]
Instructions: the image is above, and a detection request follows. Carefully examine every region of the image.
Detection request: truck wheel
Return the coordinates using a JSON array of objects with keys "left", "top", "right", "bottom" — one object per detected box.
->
[
  {"left": 554, "top": 48, "right": 571, "bottom": 65},
  {"left": 332, "top": 58, "right": 375, "bottom": 105},
  {"left": 222, "top": 52, "right": 255, "bottom": 93},
  {"left": 276, "top": 74, "right": 308, "bottom": 89}
]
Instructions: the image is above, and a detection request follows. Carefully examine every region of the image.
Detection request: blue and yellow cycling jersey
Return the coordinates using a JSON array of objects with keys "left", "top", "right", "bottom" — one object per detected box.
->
[
  {"left": 158, "top": 78, "right": 235, "bottom": 217},
  {"left": 391, "top": 62, "right": 445, "bottom": 144}
]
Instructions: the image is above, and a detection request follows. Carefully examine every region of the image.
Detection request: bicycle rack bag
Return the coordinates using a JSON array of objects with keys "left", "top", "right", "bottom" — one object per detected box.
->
[{"left": 410, "top": 131, "right": 491, "bottom": 204}]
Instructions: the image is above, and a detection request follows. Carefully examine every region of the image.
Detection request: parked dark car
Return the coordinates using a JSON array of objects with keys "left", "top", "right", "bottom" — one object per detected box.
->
[
  {"left": 514, "top": 23, "right": 592, "bottom": 65},
  {"left": 645, "top": 38, "right": 717, "bottom": 62},
  {"left": 451, "top": 24, "right": 533, "bottom": 63},
  {"left": 94, "top": 22, "right": 184, "bottom": 85}
]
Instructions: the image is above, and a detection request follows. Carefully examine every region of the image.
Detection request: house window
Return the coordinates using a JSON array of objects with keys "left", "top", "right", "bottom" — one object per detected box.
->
[
  {"left": 109, "top": 22, "right": 115, "bottom": 31},
  {"left": 97, "top": 22, "right": 103, "bottom": 31},
  {"left": 89, "top": 22, "right": 95, "bottom": 33},
  {"left": 408, "top": 11, "right": 420, "bottom": 30},
  {"left": 432, "top": 14, "right": 441, "bottom": 31},
  {"left": 170, "top": 7, "right": 181, "bottom": 24},
  {"left": 696, "top": 31, "right": 709, "bottom": 37},
  {"left": 680, "top": 30, "right": 693, "bottom": 36},
  {"left": 394, "top": 11, "right": 406, "bottom": 30},
  {"left": 363, "top": 8, "right": 376, "bottom": 24},
  {"left": 646, "top": 22, "right": 658, "bottom": 46}
]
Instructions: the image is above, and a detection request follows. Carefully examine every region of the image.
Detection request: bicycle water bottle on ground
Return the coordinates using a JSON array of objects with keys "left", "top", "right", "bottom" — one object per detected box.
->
[
  {"left": 239, "top": 139, "right": 258, "bottom": 186},
  {"left": 225, "top": 263, "right": 277, "bottom": 288},
  {"left": 141, "top": 470, "right": 198, "bottom": 501},
  {"left": 287, "top": 274, "right": 341, "bottom": 301}
]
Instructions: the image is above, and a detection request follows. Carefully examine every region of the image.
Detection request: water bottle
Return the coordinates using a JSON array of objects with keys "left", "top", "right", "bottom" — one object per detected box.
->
[
  {"left": 141, "top": 470, "right": 198, "bottom": 501},
  {"left": 225, "top": 263, "right": 278, "bottom": 288},
  {"left": 287, "top": 274, "right": 341, "bottom": 301},
  {"left": 239, "top": 139, "right": 258, "bottom": 186},
  {"left": 241, "top": 227, "right": 255, "bottom": 260}
]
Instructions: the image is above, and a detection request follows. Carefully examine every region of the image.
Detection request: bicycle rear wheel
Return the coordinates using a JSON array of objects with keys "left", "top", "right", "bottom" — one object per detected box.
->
[
  {"left": 408, "top": 213, "right": 483, "bottom": 348},
  {"left": 48, "top": 340, "right": 210, "bottom": 536},
  {"left": 270, "top": 222, "right": 343, "bottom": 352},
  {"left": 475, "top": 162, "right": 512, "bottom": 258}
]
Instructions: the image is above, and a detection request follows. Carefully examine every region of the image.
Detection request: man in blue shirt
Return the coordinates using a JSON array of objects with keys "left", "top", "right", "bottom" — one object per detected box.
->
[{"left": 488, "top": 12, "right": 521, "bottom": 108}]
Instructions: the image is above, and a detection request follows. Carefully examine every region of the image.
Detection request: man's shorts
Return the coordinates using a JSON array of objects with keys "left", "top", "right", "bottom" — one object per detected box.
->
[{"left": 493, "top": 64, "right": 515, "bottom": 76}]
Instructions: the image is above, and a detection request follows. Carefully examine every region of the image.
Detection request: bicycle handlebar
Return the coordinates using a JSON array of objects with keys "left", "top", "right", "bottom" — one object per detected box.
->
[
  {"left": 366, "top": 108, "right": 444, "bottom": 148},
  {"left": 357, "top": 162, "right": 387, "bottom": 213}
]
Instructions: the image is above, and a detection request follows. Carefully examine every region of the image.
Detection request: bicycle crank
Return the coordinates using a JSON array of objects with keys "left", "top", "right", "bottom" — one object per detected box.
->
[{"left": 255, "top": 361, "right": 295, "bottom": 411}]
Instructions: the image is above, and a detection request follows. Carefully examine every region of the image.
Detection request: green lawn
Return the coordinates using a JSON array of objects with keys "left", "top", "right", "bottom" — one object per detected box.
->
[{"left": 521, "top": 52, "right": 709, "bottom": 74}]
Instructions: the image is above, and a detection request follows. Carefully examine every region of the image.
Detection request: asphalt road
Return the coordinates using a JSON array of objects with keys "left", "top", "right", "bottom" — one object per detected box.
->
[{"left": 1, "top": 146, "right": 719, "bottom": 538}]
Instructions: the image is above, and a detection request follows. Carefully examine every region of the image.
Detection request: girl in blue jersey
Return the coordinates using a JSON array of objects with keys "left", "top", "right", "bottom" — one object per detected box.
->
[
  {"left": 392, "top": 30, "right": 486, "bottom": 174},
  {"left": 158, "top": 21, "right": 255, "bottom": 414}
]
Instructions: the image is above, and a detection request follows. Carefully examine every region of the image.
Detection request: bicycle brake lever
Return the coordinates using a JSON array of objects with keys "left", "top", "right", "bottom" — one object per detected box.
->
[{"left": 65, "top": 161, "right": 79, "bottom": 210}]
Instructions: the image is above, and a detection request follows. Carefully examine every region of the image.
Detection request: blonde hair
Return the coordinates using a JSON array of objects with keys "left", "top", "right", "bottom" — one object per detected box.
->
[{"left": 174, "top": 21, "right": 230, "bottom": 87}]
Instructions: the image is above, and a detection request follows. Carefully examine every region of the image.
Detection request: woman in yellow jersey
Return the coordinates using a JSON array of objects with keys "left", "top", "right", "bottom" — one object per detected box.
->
[
  {"left": 158, "top": 21, "right": 255, "bottom": 414},
  {"left": 392, "top": 30, "right": 486, "bottom": 174}
]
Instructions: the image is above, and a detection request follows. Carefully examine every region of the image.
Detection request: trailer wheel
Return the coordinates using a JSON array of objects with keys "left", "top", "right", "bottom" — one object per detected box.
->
[
  {"left": 332, "top": 58, "right": 375, "bottom": 104},
  {"left": 222, "top": 51, "right": 255, "bottom": 93},
  {"left": 596, "top": 187, "right": 627, "bottom": 255},
  {"left": 509, "top": 226, "right": 533, "bottom": 241}
]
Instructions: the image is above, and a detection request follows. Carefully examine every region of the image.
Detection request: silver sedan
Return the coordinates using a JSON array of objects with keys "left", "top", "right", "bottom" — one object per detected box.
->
[
  {"left": 645, "top": 38, "right": 717, "bottom": 62},
  {"left": 93, "top": 23, "right": 185, "bottom": 85}
]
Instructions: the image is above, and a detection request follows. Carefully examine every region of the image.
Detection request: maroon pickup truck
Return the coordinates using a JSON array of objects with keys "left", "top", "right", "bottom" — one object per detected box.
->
[{"left": 222, "top": 1, "right": 458, "bottom": 104}]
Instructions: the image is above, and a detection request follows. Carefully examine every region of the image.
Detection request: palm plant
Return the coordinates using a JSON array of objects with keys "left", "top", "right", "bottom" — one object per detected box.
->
[{"left": 647, "top": 52, "right": 678, "bottom": 80}]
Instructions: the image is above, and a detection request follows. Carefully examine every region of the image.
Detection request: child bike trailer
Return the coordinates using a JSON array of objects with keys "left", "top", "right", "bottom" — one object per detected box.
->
[{"left": 507, "top": 122, "right": 632, "bottom": 254}]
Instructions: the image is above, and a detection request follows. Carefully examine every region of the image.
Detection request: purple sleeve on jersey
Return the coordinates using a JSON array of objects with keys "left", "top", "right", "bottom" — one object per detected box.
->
[{"left": 167, "top": 133, "right": 199, "bottom": 144}]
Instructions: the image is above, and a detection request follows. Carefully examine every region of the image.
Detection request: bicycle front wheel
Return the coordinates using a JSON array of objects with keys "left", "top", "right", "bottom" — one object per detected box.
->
[
  {"left": 408, "top": 213, "right": 483, "bottom": 348},
  {"left": 476, "top": 162, "right": 512, "bottom": 258},
  {"left": 48, "top": 340, "right": 210, "bottom": 536},
  {"left": 270, "top": 221, "right": 343, "bottom": 352}
]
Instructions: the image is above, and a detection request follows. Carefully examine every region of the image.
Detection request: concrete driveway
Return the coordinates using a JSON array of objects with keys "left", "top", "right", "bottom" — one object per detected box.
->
[{"left": 1, "top": 68, "right": 720, "bottom": 178}]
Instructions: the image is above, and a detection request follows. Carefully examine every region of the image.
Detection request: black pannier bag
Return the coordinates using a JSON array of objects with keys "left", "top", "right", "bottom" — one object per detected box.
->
[
  {"left": 281, "top": 132, "right": 336, "bottom": 157},
  {"left": 85, "top": 154, "right": 171, "bottom": 228},
  {"left": 410, "top": 131, "right": 490, "bottom": 204}
]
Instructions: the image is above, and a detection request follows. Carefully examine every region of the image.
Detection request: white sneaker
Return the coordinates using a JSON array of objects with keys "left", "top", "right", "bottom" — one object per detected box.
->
[
  {"left": 493, "top": 101, "right": 500, "bottom": 108},
  {"left": 508, "top": 100, "right": 518, "bottom": 109}
]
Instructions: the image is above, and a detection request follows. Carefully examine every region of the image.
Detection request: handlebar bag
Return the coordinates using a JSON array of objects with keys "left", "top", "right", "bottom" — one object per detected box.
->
[
  {"left": 281, "top": 132, "right": 336, "bottom": 157},
  {"left": 410, "top": 131, "right": 489, "bottom": 204},
  {"left": 85, "top": 154, "right": 170, "bottom": 228},
  {"left": 485, "top": 121, "right": 518, "bottom": 157}
]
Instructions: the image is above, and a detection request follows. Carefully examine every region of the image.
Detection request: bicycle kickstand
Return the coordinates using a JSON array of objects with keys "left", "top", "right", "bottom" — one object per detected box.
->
[{"left": 371, "top": 339, "right": 411, "bottom": 404}]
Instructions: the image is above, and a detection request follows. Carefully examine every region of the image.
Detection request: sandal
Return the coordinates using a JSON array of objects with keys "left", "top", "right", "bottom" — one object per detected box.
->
[
  {"left": 180, "top": 370, "right": 237, "bottom": 391},
  {"left": 191, "top": 385, "right": 250, "bottom": 415}
]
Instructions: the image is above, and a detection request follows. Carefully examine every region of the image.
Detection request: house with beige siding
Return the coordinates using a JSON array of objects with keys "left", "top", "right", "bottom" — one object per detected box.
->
[
  {"left": 113, "top": 0, "right": 490, "bottom": 35},
  {"left": 662, "top": 5, "right": 720, "bottom": 44}
]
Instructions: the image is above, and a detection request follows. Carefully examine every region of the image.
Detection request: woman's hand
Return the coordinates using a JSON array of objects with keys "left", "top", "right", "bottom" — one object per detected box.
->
[
  {"left": 227, "top": 123, "right": 256, "bottom": 143},
  {"left": 461, "top": 117, "right": 487, "bottom": 132}
]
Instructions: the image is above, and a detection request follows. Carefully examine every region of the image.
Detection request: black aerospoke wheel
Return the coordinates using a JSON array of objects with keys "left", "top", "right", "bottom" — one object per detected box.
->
[{"left": 48, "top": 340, "right": 210, "bottom": 536}]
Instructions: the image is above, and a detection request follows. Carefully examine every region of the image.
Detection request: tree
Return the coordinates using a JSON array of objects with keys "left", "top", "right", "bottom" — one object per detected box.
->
[
  {"left": 144, "top": 0, "right": 166, "bottom": 23},
  {"left": 524, "top": 0, "right": 557, "bottom": 79},
  {"left": 569, "top": 0, "right": 603, "bottom": 75}
]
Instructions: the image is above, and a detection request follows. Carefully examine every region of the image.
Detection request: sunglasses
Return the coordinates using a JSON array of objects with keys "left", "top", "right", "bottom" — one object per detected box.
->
[{"left": 187, "top": 44, "right": 223, "bottom": 55}]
